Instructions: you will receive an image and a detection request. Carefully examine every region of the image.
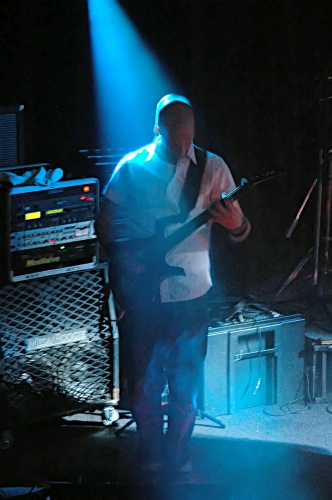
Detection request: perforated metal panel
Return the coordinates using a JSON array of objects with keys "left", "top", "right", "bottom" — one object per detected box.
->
[
  {"left": 0, "top": 264, "right": 119, "bottom": 417},
  {"left": 0, "top": 105, "right": 25, "bottom": 167}
]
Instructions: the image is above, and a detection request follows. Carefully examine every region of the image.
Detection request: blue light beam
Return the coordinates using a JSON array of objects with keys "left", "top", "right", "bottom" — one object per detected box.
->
[{"left": 88, "top": 0, "right": 177, "bottom": 151}]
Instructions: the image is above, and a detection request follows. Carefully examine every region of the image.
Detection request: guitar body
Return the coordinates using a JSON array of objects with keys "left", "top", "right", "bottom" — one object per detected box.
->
[{"left": 112, "top": 236, "right": 185, "bottom": 305}]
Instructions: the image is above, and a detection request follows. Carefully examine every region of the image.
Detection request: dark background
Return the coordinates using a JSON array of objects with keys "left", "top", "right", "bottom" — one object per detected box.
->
[{"left": 1, "top": 0, "right": 332, "bottom": 292}]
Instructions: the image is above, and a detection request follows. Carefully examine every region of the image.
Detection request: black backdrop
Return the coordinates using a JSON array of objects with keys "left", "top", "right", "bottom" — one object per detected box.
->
[{"left": 1, "top": 0, "right": 332, "bottom": 291}]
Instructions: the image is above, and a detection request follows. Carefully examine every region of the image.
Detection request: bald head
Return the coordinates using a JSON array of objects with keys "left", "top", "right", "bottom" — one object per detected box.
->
[
  {"left": 156, "top": 102, "right": 195, "bottom": 163},
  {"left": 158, "top": 102, "right": 194, "bottom": 127}
]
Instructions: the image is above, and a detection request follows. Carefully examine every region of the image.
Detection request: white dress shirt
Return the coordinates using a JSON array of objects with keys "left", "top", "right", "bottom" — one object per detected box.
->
[{"left": 104, "top": 138, "right": 247, "bottom": 303}]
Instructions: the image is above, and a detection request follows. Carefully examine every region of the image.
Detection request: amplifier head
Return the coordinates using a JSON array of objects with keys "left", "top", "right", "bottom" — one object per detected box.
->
[{"left": 1, "top": 177, "right": 100, "bottom": 282}]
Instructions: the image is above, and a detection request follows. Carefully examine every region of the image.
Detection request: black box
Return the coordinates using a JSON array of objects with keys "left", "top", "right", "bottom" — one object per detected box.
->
[
  {"left": 305, "top": 335, "right": 332, "bottom": 401},
  {"left": 202, "top": 314, "right": 305, "bottom": 416}
]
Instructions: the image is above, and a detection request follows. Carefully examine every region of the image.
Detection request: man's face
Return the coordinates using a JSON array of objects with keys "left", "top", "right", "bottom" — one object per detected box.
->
[{"left": 157, "top": 104, "right": 195, "bottom": 163}]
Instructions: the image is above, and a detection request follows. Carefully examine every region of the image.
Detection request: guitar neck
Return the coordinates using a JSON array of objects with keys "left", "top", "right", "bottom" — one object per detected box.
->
[
  {"left": 164, "top": 209, "right": 211, "bottom": 251},
  {"left": 163, "top": 170, "right": 281, "bottom": 253},
  {"left": 164, "top": 182, "right": 247, "bottom": 251}
]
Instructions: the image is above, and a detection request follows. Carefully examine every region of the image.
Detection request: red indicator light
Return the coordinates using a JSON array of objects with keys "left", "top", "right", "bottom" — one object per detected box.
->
[
  {"left": 49, "top": 239, "right": 56, "bottom": 244},
  {"left": 86, "top": 197, "right": 93, "bottom": 202},
  {"left": 83, "top": 186, "right": 90, "bottom": 193},
  {"left": 80, "top": 196, "right": 86, "bottom": 201}
]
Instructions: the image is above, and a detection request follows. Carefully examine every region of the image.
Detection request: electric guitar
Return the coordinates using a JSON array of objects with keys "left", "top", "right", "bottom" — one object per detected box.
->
[{"left": 112, "top": 170, "right": 284, "bottom": 304}]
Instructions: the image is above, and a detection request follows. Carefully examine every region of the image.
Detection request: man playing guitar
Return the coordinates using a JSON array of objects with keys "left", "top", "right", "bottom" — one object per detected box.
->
[{"left": 96, "top": 94, "right": 251, "bottom": 473}]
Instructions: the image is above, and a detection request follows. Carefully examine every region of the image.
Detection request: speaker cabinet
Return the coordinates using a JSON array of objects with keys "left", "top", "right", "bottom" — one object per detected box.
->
[
  {"left": 203, "top": 314, "right": 305, "bottom": 416},
  {"left": 0, "top": 264, "right": 119, "bottom": 420},
  {"left": 0, "top": 105, "right": 25, "bottom": 168}
]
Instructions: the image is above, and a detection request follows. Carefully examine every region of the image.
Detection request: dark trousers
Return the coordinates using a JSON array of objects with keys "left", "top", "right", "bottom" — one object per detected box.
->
[{"left": 120, "top": 294, "right": 209, "bottom": 465}]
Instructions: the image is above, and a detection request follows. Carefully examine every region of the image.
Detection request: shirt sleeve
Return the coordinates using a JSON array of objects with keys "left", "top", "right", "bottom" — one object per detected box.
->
[
  {"left": 102, "top": 163, "right": 132, "bottom": 242},
  {"left": 104, "top": 162, "right": 129, "bottom": 206}
]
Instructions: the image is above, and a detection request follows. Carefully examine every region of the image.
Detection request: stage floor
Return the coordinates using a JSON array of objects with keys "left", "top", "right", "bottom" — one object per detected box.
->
[
  {"left": 1, "top": 278, "right": 332, "bottom": 499},
  {"left": 1, "top": 390, "right": 332, "bottom": 499}
]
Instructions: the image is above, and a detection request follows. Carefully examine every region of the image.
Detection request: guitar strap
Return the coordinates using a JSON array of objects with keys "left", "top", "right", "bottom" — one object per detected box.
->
[{"left": 178, "top": 145, "right": 207, "bottom": 221}]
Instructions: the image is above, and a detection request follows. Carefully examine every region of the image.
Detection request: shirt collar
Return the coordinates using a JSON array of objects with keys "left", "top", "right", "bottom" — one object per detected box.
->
[
  {"left": 149, "top": 137, "right": 197, "bottom": 165},
  {"left": 187, "top": 142, "right": 197, "bottom": 164}
]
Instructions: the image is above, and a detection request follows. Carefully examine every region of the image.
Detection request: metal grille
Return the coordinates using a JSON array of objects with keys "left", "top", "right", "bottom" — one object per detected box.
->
[
  {"left": 0, "top": 265, "right": 119, "bottom": 417},
  {"left": 0, "top": 114, "right": 18, "bottom": 167},
  {"left": 0, "top": 105, "right": 24, "bottom": 168}
]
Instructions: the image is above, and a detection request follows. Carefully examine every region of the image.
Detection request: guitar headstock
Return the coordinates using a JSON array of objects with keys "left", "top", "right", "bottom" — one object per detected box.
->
[
  {"left": 248, "top": 169, "right": 287, "bottom": 187},
  {"left": 221, "top": 169, "right": 287, "bottom": 204}
]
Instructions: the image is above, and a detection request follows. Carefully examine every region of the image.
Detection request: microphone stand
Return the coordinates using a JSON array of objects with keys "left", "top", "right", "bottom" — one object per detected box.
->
[
  {"left": 313, "top": 149, "right": 324, "bottom": 292},
  {"left": 274, "top": 176, "right": 319, "bottom": 299},
  {"left": 275, "top": 75, "right": 332, "bottom": 301},
  {"left": 285, "top": 177, "right": 317, "bottom": 239},
  {"left": 322, "top": 149, "right": 332, "bottom": 275}
]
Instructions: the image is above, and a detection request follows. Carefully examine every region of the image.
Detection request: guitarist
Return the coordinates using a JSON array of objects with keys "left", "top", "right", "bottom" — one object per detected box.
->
[{"left": 96, "top": 94, "right": 251, "bottom": 473}]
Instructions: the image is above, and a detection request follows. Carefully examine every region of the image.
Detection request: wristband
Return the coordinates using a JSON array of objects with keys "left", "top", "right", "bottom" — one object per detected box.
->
[{"left": 230, "top": 218, "right": 248, "bottom": 237}]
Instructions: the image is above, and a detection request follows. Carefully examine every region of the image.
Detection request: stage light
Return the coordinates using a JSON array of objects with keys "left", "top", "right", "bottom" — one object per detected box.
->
[{"left": 87, "top": 0, "right": 177, "bottom": 151}]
